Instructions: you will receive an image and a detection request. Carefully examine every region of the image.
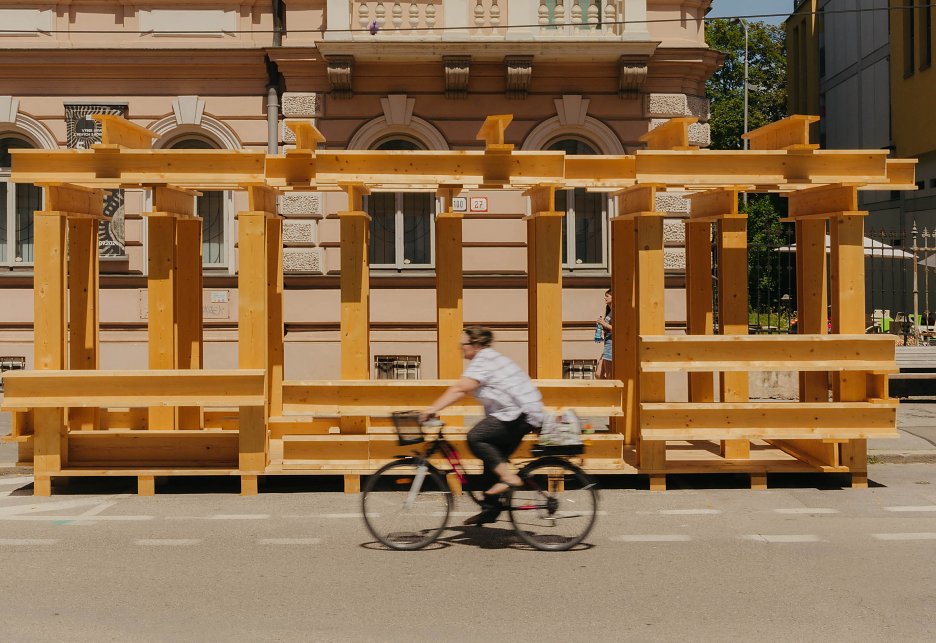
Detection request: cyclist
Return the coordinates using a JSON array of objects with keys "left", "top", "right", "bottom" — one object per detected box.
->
[{"left": 422, "top": 326, "right": 544, "bottom": 525}]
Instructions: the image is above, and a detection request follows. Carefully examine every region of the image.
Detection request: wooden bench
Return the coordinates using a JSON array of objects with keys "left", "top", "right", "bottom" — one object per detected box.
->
[
  {"left": 639, "top": 334, "right": 898, "bottom": 489},
  {"left": 273, "top": 379, "right": 627, "bottom": 491},
  {"left": 889, "top": 347, "right": 936, "bottom": 398},
  {"left": 0, "top": 369, "right": 266, "bottom": 496}
]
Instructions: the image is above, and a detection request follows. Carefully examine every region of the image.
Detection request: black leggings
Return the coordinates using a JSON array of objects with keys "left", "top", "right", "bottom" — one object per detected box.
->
[{"left": 467, "top": 415, "right": 533, "bottom": 503}]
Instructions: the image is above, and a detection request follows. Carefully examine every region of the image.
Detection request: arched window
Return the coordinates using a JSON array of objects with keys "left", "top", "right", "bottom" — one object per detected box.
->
[
  {"left": 167, "top": 137, "right": 229, "bottom": 267},
  {"left": 0, "top": 135, "right": 41, "bottom": 265},
  {"left": 547, "top": 138, "right": 608, "bottom": 270},
  {"left": 367, "top": 138, "right": 434, "bottom": 269}
]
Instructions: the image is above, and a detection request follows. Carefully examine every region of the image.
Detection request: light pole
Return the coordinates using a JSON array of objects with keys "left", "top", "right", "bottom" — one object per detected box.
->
[{"left": 731, "top": 17, "right": 750, "bottom": 152}]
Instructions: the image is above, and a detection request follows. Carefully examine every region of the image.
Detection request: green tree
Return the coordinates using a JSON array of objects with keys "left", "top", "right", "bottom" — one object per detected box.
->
[{"left": 705, "top": 20, "right": 787, "bottom": 150}]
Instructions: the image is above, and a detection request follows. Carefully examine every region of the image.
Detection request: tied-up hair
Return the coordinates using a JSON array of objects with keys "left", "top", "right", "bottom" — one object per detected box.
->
[
  {"left": 463, "top": 326, "right": 494, "bottom": 348},
  {"left": 604, "top": 288, "right": 612, "bottom": 318}
]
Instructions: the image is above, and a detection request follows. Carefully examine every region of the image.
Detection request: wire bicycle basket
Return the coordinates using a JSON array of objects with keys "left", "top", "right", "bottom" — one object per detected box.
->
[{"left": 391, "top": 411, "right": 425, "bottom": 446}]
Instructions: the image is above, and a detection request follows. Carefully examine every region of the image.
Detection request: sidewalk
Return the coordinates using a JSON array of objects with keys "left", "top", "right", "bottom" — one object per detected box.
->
[{"left": 2, "top": 398, "right": 935, "bottom": 471}]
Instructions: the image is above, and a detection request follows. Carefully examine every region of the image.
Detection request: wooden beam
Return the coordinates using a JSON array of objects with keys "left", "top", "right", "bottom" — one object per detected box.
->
[
  {"left": 67, "top": 217, "right": 100, "bottom": 430},
  {"left": 685, "top": 220, "right": 715, "bottom": 403},
  {"left": 436, "top": 188, "right": 464, "bottom": 379},
  {"left": 267, "top": 215, "right": 285, "bottom": 418},
  {"left": 742, "top": 115, "right": 820, "bottom": 151},
  {"left": 90, "top": 114, "right": 157, "bottom": 149},
  {"left": 176, "top": 218, "right": 204, "bottom": 430},
  {"left": 475, "top": 114, "right": 514, "bottom": 151},
  {"left": 616, "top": 184, "right": 664, "bottom": 217},
  {"left": 717, "top": 213, "right": 750, "bottom": 458},
  {"left": 611, "top": 215, "right": 637, "bottom": 445},
  {"left": 686, "top": 187, "right": 743, "bottom": 220},
  {"left": 635, "top": 211, "right": 666, "bottom": 471},
  {"left": 787, "top": 183, "right": 861, "bottom": 218},
  {"left": 339, "top": 184, "right": 371, "bottom": 434},
  {"left": 639, "top": 117, "right": 699, "bottom": 151},
  {"left": 526, "top": 186, "right": 563, "bottom": 379},
  {"left": 284, "top": 119, "right": 326, "bottom": 152},
  {"left": 638, "top": 335, "right": 896, "bottom": 372},
  {"left": 147, "top": 209, "right": 178, "bottom": 430}
]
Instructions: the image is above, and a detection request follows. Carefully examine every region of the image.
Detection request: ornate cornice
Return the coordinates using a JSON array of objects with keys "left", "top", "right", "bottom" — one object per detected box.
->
[
  {"left": 443, "top": 56, "right": 470, "bottom": 100},
  {"left": 505, "top": 55, "right": 533, "bottom": 100},
  {"left": 325, "top": 55, "right": 354, "bottom": 99},
  {"left": 619, "top": 59, "right": 649, "bottom": 98}
]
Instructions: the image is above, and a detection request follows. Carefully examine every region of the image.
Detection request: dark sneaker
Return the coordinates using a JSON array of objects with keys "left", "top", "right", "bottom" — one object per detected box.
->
[{"left": 463, "top": 510, "right": 500, "bottom": 526}]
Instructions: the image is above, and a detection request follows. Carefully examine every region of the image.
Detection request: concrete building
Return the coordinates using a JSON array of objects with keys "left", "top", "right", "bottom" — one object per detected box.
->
[{"left": 0, "top": 0, "right": 720, "bottom": 379}]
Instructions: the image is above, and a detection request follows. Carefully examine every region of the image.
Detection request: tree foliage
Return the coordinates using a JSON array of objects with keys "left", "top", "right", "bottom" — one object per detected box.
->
[{"left": 705, "top": 20, "right": 788, "bottom": 150}]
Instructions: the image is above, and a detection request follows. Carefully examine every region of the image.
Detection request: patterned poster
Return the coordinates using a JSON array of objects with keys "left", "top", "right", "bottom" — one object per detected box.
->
[{"left": 64, "top": 104, "right": 127, "bottom": 258}]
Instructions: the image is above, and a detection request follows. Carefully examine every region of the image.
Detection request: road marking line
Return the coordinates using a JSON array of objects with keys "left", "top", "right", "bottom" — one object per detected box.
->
[
  {"left": 610, "top": 534, "right": 692, "bottom": 542},
  {"left": 883, "top": 506, "right": 936, "bottom": 513},
  {"left": 210, "top": 514, "right": 270, "bottom": 520},
  {"left": 742, "top": 534, "right": 824, "bottom": 543},
  {"left": 0, "top": 476, "right": 34, "bottom": 487},
  {"left": 284, "top": 512, "right": 365, "bottom": 519},
  {"left": 0, "top": 515, "right": 154, "bottom": 522},
  {"left": 0, "top": 538, "right": 58, "bottom": 546},
  {"left": 774, "top": 508, "right": 839, "bottom": 515},
  {"left": 135, "top": 539, "right": 201, "bottom": 546},
  {"left": 658, "top": 509, "right": 722, "bottom": 515},
  {"left": 872, "top": 533, "right": 936, "bottom": 541},
  {"left": 0, "top": 498, "right": 107, "bottom": 516},
  {"left": 258, "top": 538, "right": 322, "bottom": 545}
]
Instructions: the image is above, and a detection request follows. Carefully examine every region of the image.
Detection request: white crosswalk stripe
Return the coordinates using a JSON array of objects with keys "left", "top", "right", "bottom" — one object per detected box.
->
[{"left": 742, "top": 534, "right": 824, "bottom": 543}]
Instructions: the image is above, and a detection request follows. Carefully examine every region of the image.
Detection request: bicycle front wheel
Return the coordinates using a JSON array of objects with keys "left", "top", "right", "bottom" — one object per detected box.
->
[
  {"left": 508, "top": 457, "right": 598, "bottom": 551},
  {"left": 362, "top": 458, "right": 452, "bottom": 550}
]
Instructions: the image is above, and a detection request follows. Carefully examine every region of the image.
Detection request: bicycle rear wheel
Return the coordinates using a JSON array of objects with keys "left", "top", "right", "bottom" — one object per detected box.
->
[
  {"left": 362, "top": 458, "right": 452, "bottom": 550},
  {"left": 508, "top": 457, "right": 598, "bottom": 551}
]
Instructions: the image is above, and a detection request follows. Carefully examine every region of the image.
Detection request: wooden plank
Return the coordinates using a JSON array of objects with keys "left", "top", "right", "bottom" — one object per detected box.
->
[
  {"left": 1, "top": 370, "right": 266, "bottom": 408},
  {"left": 787, "top": 183, "right": 860, "bottom": 218},
  {"left": 611, "top": 215, "right": 637, "bottom": 444},
  {"left": 639, "top": 117, "right": 699, "bottom": 151},
  {"left": 338, "top": 185, "right": 370, "bottom": 434},
  {"left": 615, "top": 184, "right": 661, "bottom": 217},
  {"left": 67, "top": 217, "right": 100, "bottom": 431},
  {"left": 742, "top": 115, "right": 820, "bottom": 151},
  {"left": 717, "top": 214, "right": 750, "bottom": 459},
  {"left": 138, "top": 476, "right": 155, "bottom": 496},
  {"left": 267, "top": 216, "right": 284, "bottom": 418},
  {"left": 435, "top": 192, "right": 464, "bottom": 379},
  {"left": 686, "top": 187, "right": 741, "bottom": 220},
  {"left": 635, "top": 213, "right": 666, "bottom": 471},
  {"left": 176, "top": 218, "right": 204, "bottom": 429},
  {"left": 526, "top": 207, "right": 563, "bottom": 379},
  {"left": 67, "top": 430, "right": 238, "bottom": 467},
  {"left": 43, "top": 184, "right": 105, "bottom": 218},
  {"left": 638, "top": 335, "right": 896, "bottom": 372},
  {"left": 90, "top": 114, "right": 157, "bottom": 149},
  {"left": 685, "top": 220, "right": 715, "bottom": 403},
  {"left": 151, "top": 186, "right": 197, "bottom": 218},
  {"left": 147, "top": 213, "right": 178, "bottom": 430},
  {"left": 640, "top": 402, "right": 897, "bottom": 440}
]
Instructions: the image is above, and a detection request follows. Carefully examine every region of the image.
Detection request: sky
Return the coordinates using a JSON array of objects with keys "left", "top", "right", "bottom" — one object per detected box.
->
[{"left": 707, "top": 0, "right": 793, "bottom": 25}]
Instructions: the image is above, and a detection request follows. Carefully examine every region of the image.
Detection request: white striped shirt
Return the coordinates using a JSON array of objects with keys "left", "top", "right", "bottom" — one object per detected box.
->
[{"left": 462, "top": 348, "right": 544, "bottom": 427}]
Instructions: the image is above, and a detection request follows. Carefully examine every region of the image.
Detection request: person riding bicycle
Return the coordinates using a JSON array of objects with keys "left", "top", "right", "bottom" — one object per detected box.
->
[{"left": 422, "top": 326, "right": 544, "bottom": 526}]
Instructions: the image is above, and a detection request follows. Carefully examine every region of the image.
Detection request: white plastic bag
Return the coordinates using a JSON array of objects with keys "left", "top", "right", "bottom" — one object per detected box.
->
[{"left": 538, "top": 409, "right": 584, "bottom": 447}]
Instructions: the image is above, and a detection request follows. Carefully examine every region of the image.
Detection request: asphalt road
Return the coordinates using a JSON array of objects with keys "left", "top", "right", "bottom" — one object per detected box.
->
[{"left": 1, "top": 466, "right": 936, "bottom": 642}]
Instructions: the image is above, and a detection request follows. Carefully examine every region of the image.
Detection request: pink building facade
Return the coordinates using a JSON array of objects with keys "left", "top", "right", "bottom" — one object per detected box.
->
[{"left": 0, "top": 0, "right": 719, "bottom": 380}]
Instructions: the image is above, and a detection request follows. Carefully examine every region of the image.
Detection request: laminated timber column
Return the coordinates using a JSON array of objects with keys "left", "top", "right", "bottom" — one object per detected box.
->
[
  {"left": 175, "top": 192, "right": 204, "bottom": 430},
  {"left": 435, "top": 186, "right": 464, "bottom": 379},
  {"left": 65, "top": 186, "right": 105, "bottom": 432},
  {"left": 237, "top": 185, "right": 279, "bottom": 493},
  {"left": 684, "top": 212, "right": 715, "bottom": 406},
  {"left": 610, "top": 198, "right": 638, "bottom": 446},
  {"left": 339, "top": 183, "right": 370, "bottom": 434},
  {"left": 616, "top": 185, "right": 666, "bottom": 488},
  {"left": 525, "top": 185, "right": 563, "bottom": 378},
  {"left": 786, "top": 184, "right": 870, "bottom": 486},
  {"left": 689, "top": 188, "right": 750, "bottom": 460}
]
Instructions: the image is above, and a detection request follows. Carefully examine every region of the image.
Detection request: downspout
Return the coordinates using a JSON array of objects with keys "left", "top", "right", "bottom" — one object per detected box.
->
[{"left": 267, "top": 0, "right": 285, "bottom": 154}]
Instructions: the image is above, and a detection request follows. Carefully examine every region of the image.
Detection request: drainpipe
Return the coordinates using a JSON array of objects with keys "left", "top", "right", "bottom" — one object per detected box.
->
[
  {"left": 272, "top": 0, "right": 284, "bottom": 47},
  {"left": 267, "top": 0, "right": 285, "bottom": 154}
]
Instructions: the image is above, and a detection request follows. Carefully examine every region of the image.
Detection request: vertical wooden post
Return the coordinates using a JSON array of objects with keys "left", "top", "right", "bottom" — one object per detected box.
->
[
  {"left": 147, "top": 194, "right": 178, "bottom": 430},
  {"left": 685, "top": 220, "right": 715, "bottom": 403},
  {"left": 176, "top": 217, "right": 204, "bottom": 429},
  {"left": 525, "top": 186, "right": 563, "bottom": 378},
  {"left": 435, "top": 187, "right": 464, "bottom": 379},
  {"left": 339, "top": 184, "right": 370, "bottom": 434},
  {"left": 716, "top": 213, "right": 750, "bottom": 459},
  {"left": 67, "top": 217, "right": 100, "bottom": 430},
  {"left": 610, "top": 214, "right": 637, "bottom": 445},
  {"left": 831, "top": 212, "right": 869, "bottom": 487},
  {"left": 33, "top": 208, "right": 68, "bottom": 496},
  {"left": 237, "top": 186, "right": 276, "bottom": 489},
  {"left": 267, "top": 215, "right": 285, "bottom": 418}
]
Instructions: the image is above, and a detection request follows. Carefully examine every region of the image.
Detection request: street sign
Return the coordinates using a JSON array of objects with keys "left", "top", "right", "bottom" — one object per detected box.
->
[
  {"left": 469, "top": 196, "right": 488, "bottom": 213},
  {"left": 451, "top": 196, "right": 468, "bottom": 212}
]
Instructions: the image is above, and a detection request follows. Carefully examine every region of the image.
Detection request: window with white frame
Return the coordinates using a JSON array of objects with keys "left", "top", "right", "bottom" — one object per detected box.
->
[
  {"left": 548, "top": 138, "right": 608, "bottom": 270},
  {"left": 167, "top": 137, "right": 229, "bottom": 267},
  {"left": 0, "top": 135, "right": 41, "bottom": 266},
  {"left": 367, "top": 138, "right": 434, "bottom": 269}
]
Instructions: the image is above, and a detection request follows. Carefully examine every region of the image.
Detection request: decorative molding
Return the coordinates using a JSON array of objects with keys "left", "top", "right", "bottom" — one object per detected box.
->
[
  {"left": 348, "top": 114, "right": 449, "bottom": 151},
  {"left": 282, "top": 92, "right": 324, "bottom": 118},
  {"left": 149, "top": 114, "right": 242, "bottom": 150},
  {"left": 172, "top": 96, "right": 205, "bottom": 126},
  {"left": 279, "top": 192, "right": 325, "bottom": 218},
  {"left": 443, "top": 56, "right": 471, "bottom": 99},
  {"left": 282, "top": 220, "right": 317, "bottom": 245},
  {"left": 326, "top": 55, "right": 355, "bottom": 99},
  {"left": 0, "top": 96, "right": 19, "bottom": 124},
  {"left": 504, "top": 56, "right": 533, "bottom": 100},
  {"left": 618, "top": 59, "right": 648, "bottom": 98},
  {"left": 380, "top": 94, "right": 416, "bottom": 126},
  {"left": 555, "top": 95, "right": 590, "bottom": 127},
  {"left": 521, "top": 115, "right": 625, "bottom": 155},
  {"left": 284, "top": 247, "right": 326, "bottom": 274}
]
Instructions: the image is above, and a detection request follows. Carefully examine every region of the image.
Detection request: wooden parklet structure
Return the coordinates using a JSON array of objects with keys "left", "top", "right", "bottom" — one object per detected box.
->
[{"left": 0, "top": 114, "right": 916, "bottom": 495}]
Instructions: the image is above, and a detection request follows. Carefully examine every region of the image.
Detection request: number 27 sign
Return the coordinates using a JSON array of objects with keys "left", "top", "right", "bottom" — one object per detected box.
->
[{"left": 468, "top": 197, "right": 488, "bottom": 213}]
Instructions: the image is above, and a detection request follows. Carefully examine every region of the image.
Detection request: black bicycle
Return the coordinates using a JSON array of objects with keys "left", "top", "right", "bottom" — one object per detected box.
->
[{"left": 361, "top": 411, "right": 599, "bottom": 551}]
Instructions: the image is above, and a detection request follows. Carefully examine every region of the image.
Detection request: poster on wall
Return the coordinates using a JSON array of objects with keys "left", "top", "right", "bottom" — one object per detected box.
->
[{"left": 65, "top": 103, "right": 128, "bottom": 258}]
